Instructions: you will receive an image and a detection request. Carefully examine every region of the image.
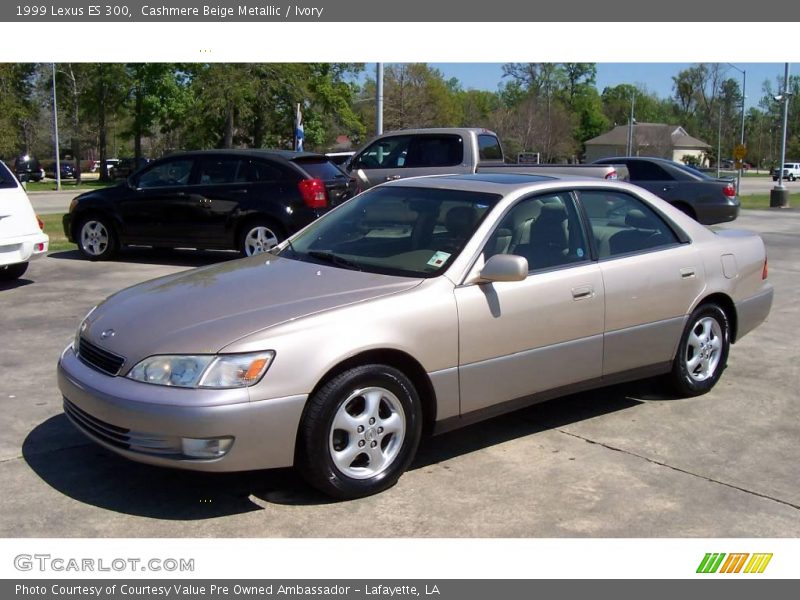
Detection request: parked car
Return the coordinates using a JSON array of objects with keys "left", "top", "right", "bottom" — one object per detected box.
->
[
  {"left": 772, "top": 162, "right": 800, "bottom": 182},
  {"left": 90, "top": 159, "right": 120, "bottom": 174},
  {"left": 63, "top": 149, "right": 357, "bottom": 260},
  {"left": 58, "top": 173, "right": 772, "bottom": 498},
  {"left": 13, "top": 155, "right": 45, "bottom": 182},
  {"left": 593, "top": 157, "right": 740, "bottom": 224},
  {"left": 47, "top": 162, "right": 76, "bottom": 179},
  {"left": 0, "top": 160, "right": 49, "bottom": 281},
  {"left": 111, "top": 157, "right": 152, "bottom": 179},
  {"left": 346, "top": 128, "right": 626, "bottom": 190}
]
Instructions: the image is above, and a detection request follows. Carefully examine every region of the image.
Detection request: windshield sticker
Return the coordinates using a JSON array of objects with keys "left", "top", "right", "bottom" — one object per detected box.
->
[{"left": 427, "top": 251, "right": 452, "bottom": 268}]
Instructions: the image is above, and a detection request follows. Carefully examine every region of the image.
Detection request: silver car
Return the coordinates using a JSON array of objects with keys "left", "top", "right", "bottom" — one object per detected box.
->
[{"left": 58, "top": 173, "right": 773, "bottom": 499}]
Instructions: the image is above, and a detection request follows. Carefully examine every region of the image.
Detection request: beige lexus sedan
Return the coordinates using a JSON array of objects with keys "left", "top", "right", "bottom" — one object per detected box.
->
[{"left": 58, "top": 173, "right": 773, "bottom": 498}]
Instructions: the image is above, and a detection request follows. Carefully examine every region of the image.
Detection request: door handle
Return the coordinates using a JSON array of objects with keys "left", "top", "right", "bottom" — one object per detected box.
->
[
  {"left": 385, "top": 175, "right": 401, "bottom": 181},
  {"left": 571, "top": 285, "right": 595, "bottom": 300},
  {"left": 680, "top": 267, "right": 695, "bottom": 279}
]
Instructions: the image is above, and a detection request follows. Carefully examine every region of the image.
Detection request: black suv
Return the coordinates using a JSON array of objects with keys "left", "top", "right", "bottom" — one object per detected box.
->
[
  {"left": 63, "top": 150, "right": 357, "bottom": 260},
  {"left": 14, "top": 155, "right": 45, "bottom": 182}
]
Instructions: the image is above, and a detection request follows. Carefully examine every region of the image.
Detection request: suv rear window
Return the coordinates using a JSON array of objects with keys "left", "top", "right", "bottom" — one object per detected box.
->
[
  {"left": 293, "top": 158, "right": 347, "bottom": 181},
  {"left": 0, "top": 161, "right": 19, "bottom": 189}
]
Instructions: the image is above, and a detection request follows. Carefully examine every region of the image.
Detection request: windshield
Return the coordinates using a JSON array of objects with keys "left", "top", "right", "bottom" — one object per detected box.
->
[{"left": 279, "top": 186, "right": 501, "bottom": 277}]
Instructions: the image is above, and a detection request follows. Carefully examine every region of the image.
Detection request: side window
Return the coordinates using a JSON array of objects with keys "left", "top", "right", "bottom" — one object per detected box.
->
[
  {"left": 240, "top": 159, "right": 284, "bottom": 182},
  {"left": 578, "top": 190, "right": 680, "bottom": 259},
  {"left": 197, "top": 157, "right": 241, "bottom": 185},
  {"left": 478, "top": 134, "right": 503, "bottom": 161},
  {"left": 405, "top": 135, "right": 463, "bottom": 168},
  {"left": 484, "top": 193, "right": 590, "bottom": 272},
  {"left": 627, "top": 160, "right": 672, "bottom": 181},
  {"left": 137, "top": 159, "right": 193, "bottom": 189},
  {"left": 352, "top": 135, "right": 411, "bottom": 170}
]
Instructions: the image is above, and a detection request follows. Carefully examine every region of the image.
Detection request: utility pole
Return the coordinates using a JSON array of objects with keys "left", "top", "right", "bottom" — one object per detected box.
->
[
  {"left": 626, "top": 92, "right": 636, "bottom": 156},
  {"left": 376, "top": 63, "right": 384, "bottom": 136},
  {"left": 52, "top": 62, "right": 61, "bottom": 191}
]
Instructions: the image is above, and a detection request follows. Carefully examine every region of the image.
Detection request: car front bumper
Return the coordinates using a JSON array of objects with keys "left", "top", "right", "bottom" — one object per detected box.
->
[
  {"left": 57, "top": 346, "right": 307, "bottom": 472},
  {"left": 0, "top": 231, "right": 48, "bottom": 266}
]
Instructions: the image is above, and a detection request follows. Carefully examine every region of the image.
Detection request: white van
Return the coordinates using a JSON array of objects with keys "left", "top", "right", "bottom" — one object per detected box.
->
[{"left": 0, "top": 160, "right": 49, "bottom": 281}]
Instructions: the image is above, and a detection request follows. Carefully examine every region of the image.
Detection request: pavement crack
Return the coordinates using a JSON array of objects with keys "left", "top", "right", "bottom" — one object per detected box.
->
[{"left": 557, "top": 429, "right": 800, "bottom": 511}]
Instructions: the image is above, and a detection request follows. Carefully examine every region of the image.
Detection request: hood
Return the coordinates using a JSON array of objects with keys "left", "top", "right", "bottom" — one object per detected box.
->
[{"left": 81, "top": 254, "right": 422, "bottom": 368}]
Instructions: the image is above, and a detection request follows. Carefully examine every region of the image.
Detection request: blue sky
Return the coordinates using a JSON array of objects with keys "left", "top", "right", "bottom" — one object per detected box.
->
[{"left": 368, "top": 63, "right": 789, "bottom": 111}]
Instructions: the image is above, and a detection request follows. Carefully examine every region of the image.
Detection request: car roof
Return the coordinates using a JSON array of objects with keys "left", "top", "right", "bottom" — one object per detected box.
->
[
  {"left": 387, "top": 173, "right": 563, "bottom": 194},
  {"left": 162, "top": 149, "right": 328, "bottom": 162}
]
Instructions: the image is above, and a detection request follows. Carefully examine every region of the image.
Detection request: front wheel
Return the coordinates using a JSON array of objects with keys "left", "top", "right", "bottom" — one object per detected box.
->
[
  {"left": 77, "top": 216, "right": 118, "bottom": 261},
  {"left": 297, "top": 365, "right": 423, "bottom": 499},
  {"left": 667, "top": 304, "right": 730, "bottom": 397}
]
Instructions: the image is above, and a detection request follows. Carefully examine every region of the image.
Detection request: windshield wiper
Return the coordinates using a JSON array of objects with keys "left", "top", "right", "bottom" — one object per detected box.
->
[{"left": 307, "top": 250, "right": 362, "bottom": 271}]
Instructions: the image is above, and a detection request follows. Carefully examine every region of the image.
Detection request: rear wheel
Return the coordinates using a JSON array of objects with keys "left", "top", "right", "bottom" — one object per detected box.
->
[
  {"left": 0, "top": 262, "right": 28, "bottom": 281},
  {"left": 77, "top": 216, "right": 118, "bottom": 261},
  {"left": 297, "top": 364, "right": 423, "bottom": 499},
  {"left": 239, "top": 221, "right": 283, "bottom": 256},
  {"left": 667, "top": 303, "right": 730, "bottom": 397}
]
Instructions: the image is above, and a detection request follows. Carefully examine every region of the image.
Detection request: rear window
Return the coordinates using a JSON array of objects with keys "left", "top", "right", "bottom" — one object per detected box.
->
[
  {"left": 478, "top": 134, "right": 503, "bottom": 161},
  {"left": 0, "top": 161, "right": 19, "bottom": 189},
  {"left": 293, "top": 158, "right": 347, "bottom": 181}
]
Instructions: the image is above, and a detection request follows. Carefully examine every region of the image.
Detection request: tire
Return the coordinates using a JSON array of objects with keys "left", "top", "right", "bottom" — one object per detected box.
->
[
  {"left": 297, "top": 364, "right": 423, "bottom": 499},
  {"left": 0, "top": 262, "right": 28, "bottom": 281},
  {"left": 239, "top": 221, "right": 283, "bottom": 256},
  {"left": 77, "top": 215, "right": 118, "bottom": 261},
  {"left": 667, "top": 303, "right": 730, "bottom": 397}
]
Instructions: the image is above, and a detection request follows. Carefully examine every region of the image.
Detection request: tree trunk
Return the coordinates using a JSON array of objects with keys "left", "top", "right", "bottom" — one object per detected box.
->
[
  {"left": 98, "top": 85, "right": 108, "bottom": 182},
  {"left": 68, "top": 66, "right": 82, "bottom": 184},
  {"left": 134, "top": 85, "right": 143, "bottom": 163},
  {"left": 223, "top": 105, "right": 234, "bottom": 148}
]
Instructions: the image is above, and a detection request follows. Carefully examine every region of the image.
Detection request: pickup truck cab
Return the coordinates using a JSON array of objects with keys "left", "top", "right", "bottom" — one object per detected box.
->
[{"left": 347, "top": 128, "right": 623, "bottom": 189}]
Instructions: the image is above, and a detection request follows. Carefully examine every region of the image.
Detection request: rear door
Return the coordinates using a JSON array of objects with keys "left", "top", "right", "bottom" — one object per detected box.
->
[{"left": 577, "top": 189, "right": 703, "bottom": 375}]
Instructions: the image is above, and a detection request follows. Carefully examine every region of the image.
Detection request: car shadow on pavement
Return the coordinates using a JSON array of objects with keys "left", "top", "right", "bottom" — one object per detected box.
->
[
  {"left": 0, "top": 277, "right": 34, "bottom": 291},
  {"left": 23, "top": 414, "right": 321, "bottom": 521},
  {"left": 24, "top": 380, "right": 678, "bottom": 516},
  {"left": 48, "top": 248, "right": 237, "bottom": 268}
]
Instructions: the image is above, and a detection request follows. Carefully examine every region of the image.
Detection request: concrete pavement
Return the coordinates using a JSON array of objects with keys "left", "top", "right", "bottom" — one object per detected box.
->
[{"left": 0, "top": 211, "right": 798, "bottom": 537}]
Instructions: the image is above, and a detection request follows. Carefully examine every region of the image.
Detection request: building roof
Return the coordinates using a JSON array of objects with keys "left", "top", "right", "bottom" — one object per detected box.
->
[{"left": 585, "top": 123, "right": 711, "bottom": 150}]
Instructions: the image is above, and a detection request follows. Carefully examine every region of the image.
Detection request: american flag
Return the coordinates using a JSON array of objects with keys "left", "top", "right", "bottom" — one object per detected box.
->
[{"left": 295, "top": 103, "right": 304, "bottom": 152}]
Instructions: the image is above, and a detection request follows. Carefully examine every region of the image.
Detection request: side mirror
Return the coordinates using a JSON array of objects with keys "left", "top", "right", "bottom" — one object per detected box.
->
[{"left": 478, "top": 254, "right": 528, "bottom": 283}]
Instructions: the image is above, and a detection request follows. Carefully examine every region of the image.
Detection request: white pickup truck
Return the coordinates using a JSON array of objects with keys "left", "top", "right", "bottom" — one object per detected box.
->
[{"left": 345, "top": 127, "right": 626, "bottom": 189}]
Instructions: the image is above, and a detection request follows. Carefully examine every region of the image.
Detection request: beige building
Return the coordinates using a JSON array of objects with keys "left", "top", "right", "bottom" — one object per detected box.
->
[{"left": 584, "top": 123, "right": 711, "bottom": 165}]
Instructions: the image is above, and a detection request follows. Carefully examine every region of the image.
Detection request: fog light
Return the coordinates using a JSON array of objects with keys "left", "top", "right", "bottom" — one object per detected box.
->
[
  {"left": 181, "top": 437, "right": 234, "bottom": 459},
  {"left": 35, "top": 243, "right": 45, "bottom": 251}
]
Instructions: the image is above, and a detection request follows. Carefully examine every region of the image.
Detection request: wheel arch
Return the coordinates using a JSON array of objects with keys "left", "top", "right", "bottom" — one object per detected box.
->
[
  {"left": 694, "top": 292, "right": 738, "bottom": 343},
  {"left": 71, "top": 208, "right": 122, "bottom": 242},
  {"left": 303, "top": 349, "right": 438, "bottom": 438},
  {"left": 671, "top": 201, "right": 696, "bottom": 221}
]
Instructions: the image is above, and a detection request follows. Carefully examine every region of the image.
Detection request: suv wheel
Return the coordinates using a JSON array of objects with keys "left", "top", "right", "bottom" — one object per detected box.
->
[{"left": 77, "top": 216, "right": 118, "bottom": 261}]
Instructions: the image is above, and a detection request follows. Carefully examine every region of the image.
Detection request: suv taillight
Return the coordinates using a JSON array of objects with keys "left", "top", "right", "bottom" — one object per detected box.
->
[
  {"left": 36, "top": 215, "right": 44, "bottom": 231},
  {"left": 723, "top": 183, "right": 736, "bottom": 198},
  {"left": 762, "top": 256, "right": 768, "bottom": 280},
  {"left": 298, "top": 178, "right": 328, "bottom": 208}
]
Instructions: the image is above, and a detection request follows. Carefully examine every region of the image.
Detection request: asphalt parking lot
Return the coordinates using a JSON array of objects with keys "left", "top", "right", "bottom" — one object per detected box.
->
[{"left": 1, "top": 209, "right": 798, "bottom": 537}]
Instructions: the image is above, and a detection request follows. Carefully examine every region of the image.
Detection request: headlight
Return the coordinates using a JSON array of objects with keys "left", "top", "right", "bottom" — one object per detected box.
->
[{"left": 127, "top": 351, "right": 275, "bottom": 389}]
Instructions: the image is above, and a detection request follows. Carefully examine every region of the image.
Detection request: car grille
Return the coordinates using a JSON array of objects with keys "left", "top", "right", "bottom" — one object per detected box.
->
[
  {"left": 63, "top": 398, "right": 130, "bottom": 450},
  {"left": 77, "top": 337, "right": 125, "bottom": 376},
  {"left": 63, "top": 398, "right": 182, "bottom": 456}
]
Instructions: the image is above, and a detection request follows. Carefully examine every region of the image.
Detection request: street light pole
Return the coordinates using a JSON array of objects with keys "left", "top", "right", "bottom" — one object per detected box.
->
[
  {"left": 770, "top": 62, "right": 791, "bottom": 208},
  {"left": 51, "top": 62, "right": 61, "bottom": 191},
  {"left": 375, "top": 63, "right": 384, "bottom": 136},
  {"left": 727, "top": 64, "right": 746, "bottom": 193}
]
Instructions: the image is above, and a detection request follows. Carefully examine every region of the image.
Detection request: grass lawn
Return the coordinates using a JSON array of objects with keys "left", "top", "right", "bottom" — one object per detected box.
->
[
  {"left": 40, "top": 213, "right": 74, "bottom": 253},
  {"left": 25, "top": 179, "right": 114, "bottom": 193},
  {"left": 739, "top": 194, "right": 773, "bottom": 210}
]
